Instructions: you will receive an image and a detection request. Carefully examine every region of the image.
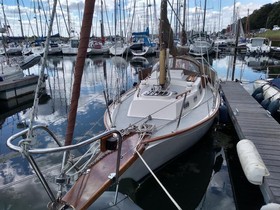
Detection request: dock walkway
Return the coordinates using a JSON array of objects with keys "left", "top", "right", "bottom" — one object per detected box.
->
[{"left": 220, "top": 81, "right": 280, "bottom": 204}]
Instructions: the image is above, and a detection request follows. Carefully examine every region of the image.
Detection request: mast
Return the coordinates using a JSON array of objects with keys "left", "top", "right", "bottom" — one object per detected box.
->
[
  {"left": 114, "top": 0, "right": 117, "bottom": 42},
  {"left": 34, "top": 1, "right": 40, "bottom": 37},
  {"left": 37, "top": 0, "right": 44, "bottom": 36},
  {"left": 64, "top": 0, "right": 96, "bottom": 146},
  {"left": 100, "top": 0, "right": 105, "bottom": 44},
  {"left": 1, "top": 0, "right": 8, "bottom": 35},
  {"left": 1, "top": 0, "right": 8, "bottom": 63},
  {"left": 159, "top": 0, "right": 167, "bottom": 88},
  {"left": 153, "top": 0, "right": 157, "bottom": 39},
  {"left": 202, "top": 0, "right": 206, "bottom": 32},
  {"left": 66, "top": 0, "right": 71, "bottom": 34},
  {"left": 16, "top": 0, "right": 24, "bottom": 38},
  {"left": 246, "top": 9, "right": 250, "bottom": 38},
  {"left": 180, "top": 0, "right": 187, "bottom": 46},
  {"left": 119, "top": 0, "right": 122, "bottom": 40}
]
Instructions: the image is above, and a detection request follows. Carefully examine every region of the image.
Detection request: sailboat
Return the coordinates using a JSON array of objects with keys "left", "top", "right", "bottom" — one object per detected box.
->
[
  {"left": 189, "top": 31, "right": 214, "bottom": 56},
  {"left": 6, "top": 0, "right": 220, "bottom": 209},
  {"left": 109, "top": 0, "right": 130, "bottom": 56},
  {"left": 129, "top": 27, "right": 158, "bottom": 56},
  {"left": 188, "top": 0, "right": 214, "bottom": 56}
]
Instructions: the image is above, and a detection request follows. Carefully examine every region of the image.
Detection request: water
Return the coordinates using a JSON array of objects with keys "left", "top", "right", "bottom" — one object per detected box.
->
[{"left": 0, "top": 54, "right": 279, "bottom": 210}]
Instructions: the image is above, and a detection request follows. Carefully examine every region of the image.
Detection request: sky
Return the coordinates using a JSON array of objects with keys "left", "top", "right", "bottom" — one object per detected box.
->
[{"left": 0, "top": 0, "right": 277, "bottom": 38}]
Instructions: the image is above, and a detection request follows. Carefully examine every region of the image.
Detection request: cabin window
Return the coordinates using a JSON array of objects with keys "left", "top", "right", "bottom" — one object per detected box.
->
[
  {"left": 199, "top": 85, "right": 202, "bottom": 94},
  {"left": 184, "top": 101, "right": 189, "bottom": 109},
  {"left": 264, "top": 39, "right": 269, "bottom": 45}
]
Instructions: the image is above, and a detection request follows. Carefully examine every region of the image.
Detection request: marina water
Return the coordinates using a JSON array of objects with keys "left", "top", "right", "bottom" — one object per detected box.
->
[{"left": 0, "top": 54, "right": 279, "bottom": 209}]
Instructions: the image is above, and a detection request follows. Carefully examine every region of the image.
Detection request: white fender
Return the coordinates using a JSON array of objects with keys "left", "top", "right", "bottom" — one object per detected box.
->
[
  {"left": 260, "top": 203, "right": 280, "bottom": 210},
  {"left": 236, "top": 139, "right": 269, "bottom": 185}
]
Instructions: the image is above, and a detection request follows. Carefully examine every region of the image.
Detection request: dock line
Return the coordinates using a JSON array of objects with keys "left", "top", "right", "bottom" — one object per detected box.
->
[{"left": 135, "top": 150, "right": 182, "bottom": 210}]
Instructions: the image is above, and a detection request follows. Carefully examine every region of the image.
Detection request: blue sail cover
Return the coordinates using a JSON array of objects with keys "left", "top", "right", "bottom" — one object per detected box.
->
[
  {"left": 131, "top": 27, "right": 156, "bottom": 47},
  {"left": 270, "top": 78, "right": 280, "bottom": 89},
  {"left": 132, "top": 27, "right": 149, "bottom": 36}
]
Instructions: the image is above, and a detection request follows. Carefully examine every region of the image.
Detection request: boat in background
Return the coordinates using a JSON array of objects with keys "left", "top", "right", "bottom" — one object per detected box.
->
[
  {"left": 252, "top": 78, "right": 280, "bottom": 123},
  {"left": 109, "top": 39, "right": 130, "bottom": 56},
  {"left": 61, "top": 36, "right": 80, "bottom": 55},
  {"left": 0, "top": 42, "right": 22, "bottom": 56},
  {"left": 0, "top": 53, "right": 45, "bottom": 100},
  {"left": 129, "top": 27, "right": 158, "bottom": 56},
  {"left": 189, "top": 31, "right": 214, "bottom": 56},
  {"left": 246, "top": 37, "right": 271, "bottom": 55},
  {"left": 31, "top": 41, "right": 45, "bottom": 55},
  {"left": 0, "top": 72, "right": 46, "bottom": 100},
  {"left": 87, "top": 40, "right": 109, "bottom": 55},
  {"left": 19, "top": 54, "right": 42, "bottom": 70}
]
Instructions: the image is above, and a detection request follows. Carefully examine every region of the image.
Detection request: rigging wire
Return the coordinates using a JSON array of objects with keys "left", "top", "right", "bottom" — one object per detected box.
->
[{"left": 26, "top": 0, "right": 58, "bottom": 142}]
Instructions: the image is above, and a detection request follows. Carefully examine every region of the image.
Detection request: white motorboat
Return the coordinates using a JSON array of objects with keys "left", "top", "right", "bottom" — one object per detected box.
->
[{"left": 246, "top": 37, "right": 271, "bottom": 55}]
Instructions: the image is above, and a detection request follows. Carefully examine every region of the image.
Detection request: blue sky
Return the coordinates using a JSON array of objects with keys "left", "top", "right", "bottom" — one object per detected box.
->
[{"left": 0, "top": 0, "right": 277, "bottom": 37}]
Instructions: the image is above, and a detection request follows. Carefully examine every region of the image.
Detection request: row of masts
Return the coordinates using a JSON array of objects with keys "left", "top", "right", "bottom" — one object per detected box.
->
[{"left": 0, "top": 0, "right": 232, "bottom": 40}]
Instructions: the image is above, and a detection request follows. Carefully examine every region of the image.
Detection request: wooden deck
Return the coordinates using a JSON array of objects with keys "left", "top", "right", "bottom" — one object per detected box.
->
[
  {"left": 220, "top": 81, "right": 280, "bottom": 204},
  {"left": 62, "top": 133, "right": 145, "bottom": 210}
]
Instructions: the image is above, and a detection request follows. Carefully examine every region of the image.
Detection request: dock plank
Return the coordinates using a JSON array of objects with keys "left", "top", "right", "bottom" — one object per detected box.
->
[{"left": 221, "top": 81, "right": 280, "bottom": 204}]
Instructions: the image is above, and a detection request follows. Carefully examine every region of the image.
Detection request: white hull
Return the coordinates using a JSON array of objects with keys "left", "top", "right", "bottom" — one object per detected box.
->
[
  {"left": 87, "top": 46, "right": 109, "bottom": 55},
  {"left": 0, "top": 75, "right": 41, "bottom": 100},
  {"left": 109, "top": 43, "right": 130, "bottom": 56},
  {"left": 246, "top": 37, "right": 271, "bottom": 54},
  {"left": 31, "top": 46, "right": 44, "bottom": 55},
  {"left": 62, "top": 47, "right": 78, "bottom": 55},
  {"left": 121, "top": 116, "right": 215, "bottom": 181},
  {"left": 189, "top": 32, "right": 214, "bottom": 56},
  {"left": 0, "top": 65, "right": 23, "bottom": 81},
  {"left": 48, "top": 46, "right": 62, "bottom": 55},
  {"left": 0, "top": 47, "right": 22, "bottom": 55},
  {"left": 252, "top": 79, "right": 280, "bottom": 122},
  {"left": 189, "top": 41, "right": 214, "bottom": 56},
  {"left": 253, "top": 79, "right": 280, "bottom": 101},
  {"left": 22, "top": 47, "right": 32, "bottom": 55},
  {"left": 20, "top": 54, "right": 42, "bottom": 70},
  {"left": 130, "top": 46, "right": 157, "bottom": 56},
  {"left": 105, "top": 56, "right": 220, "bottom": 182}
]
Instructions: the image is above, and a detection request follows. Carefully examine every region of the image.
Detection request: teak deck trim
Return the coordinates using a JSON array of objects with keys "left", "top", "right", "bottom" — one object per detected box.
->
[{"left": 62, "top": 133, "right": 145, "bottom": 210}]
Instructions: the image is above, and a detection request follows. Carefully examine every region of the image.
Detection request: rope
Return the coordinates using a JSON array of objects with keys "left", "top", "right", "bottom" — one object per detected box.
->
[{"left": 135, "top": 150, "right": 182, "bottom": 210}]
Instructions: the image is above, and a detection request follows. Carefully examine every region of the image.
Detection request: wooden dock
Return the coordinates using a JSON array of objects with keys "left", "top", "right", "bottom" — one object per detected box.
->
[{"left": 220, "top": 81, "right": 280, "bottom": 204}]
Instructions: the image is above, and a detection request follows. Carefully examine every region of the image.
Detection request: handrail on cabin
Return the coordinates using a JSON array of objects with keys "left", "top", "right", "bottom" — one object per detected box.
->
[
  {"left": 6, "top": 125, "right": 123, "bottom": 206},
  {"left": 175, "top": 90, "right": 191, "bottom": 99}
]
